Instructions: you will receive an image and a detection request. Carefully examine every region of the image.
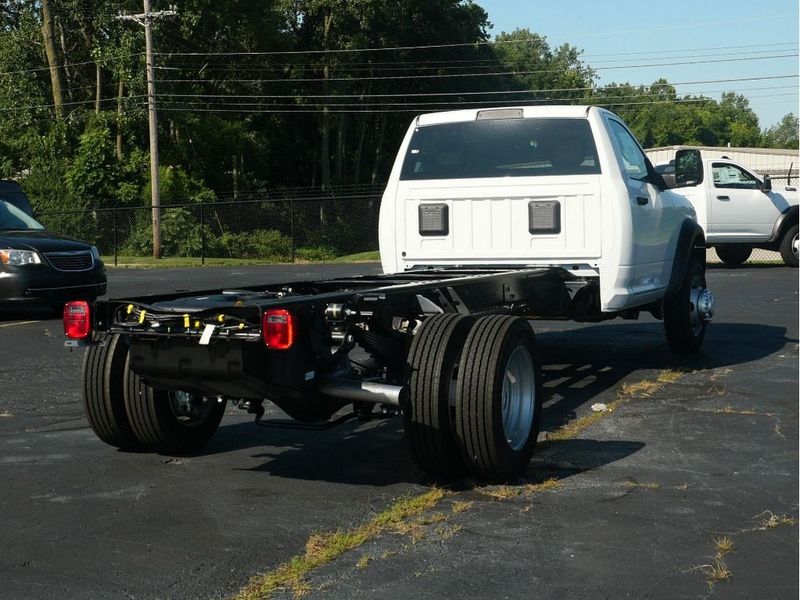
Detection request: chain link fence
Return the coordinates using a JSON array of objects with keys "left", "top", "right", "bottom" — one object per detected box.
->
[
  {"left": 35, "top": 184, "right": 785, "bottom": 266},
  {"left": 36, "top": 186, "right": 384, "bottom": 266}
]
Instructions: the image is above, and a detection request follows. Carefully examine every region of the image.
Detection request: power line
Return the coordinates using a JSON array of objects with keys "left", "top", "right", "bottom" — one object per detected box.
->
[{"left": 154, "top": 53, "right": 798, "bottom": 85}]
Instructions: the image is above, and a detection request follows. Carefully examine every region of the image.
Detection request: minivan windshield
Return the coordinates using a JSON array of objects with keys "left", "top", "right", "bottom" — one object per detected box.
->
[
  {"left": 400, "top": 117, "right": 601, "bottom": 180},
  {"left": 0, "top": 200, "right": 45, "bottom": 231}
]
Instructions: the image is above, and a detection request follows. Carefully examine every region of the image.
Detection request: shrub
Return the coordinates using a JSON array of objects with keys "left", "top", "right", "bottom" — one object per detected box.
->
[
  {"left": 219, "top": 229, "right": 291, "bottom": 261},
  {"left": 295, "top": 245, "right": 337, "bottom": 261}
]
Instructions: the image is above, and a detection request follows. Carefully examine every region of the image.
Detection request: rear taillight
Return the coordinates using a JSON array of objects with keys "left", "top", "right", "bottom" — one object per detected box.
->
[
  {"left": 63, "top": 300, "right": 92, "bottom": 339},
  {"left": 262, "top": 308, "right": 294, "bottom": 350}
]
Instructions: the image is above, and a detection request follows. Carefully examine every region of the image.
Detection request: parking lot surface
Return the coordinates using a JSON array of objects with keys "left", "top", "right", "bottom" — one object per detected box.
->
[{"left": 0, "top": 264, "right": 797, "bottom": 599}]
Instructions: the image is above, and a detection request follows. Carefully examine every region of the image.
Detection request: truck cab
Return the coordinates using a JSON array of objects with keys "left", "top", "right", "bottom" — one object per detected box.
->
[
  {"left": 671, "top": 149, "right": 799, "bottom": 266},
  {"left": 379, "top": 105, "right": 702, "bottom": 311}
]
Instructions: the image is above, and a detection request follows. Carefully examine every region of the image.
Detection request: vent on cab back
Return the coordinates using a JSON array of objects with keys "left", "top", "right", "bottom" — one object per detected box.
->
[
  {"left": 528, "top": 201, "right": 561, "bottom": 234},
  {"left": 419, "top": 203, "right": 449, "bottom": 236}
]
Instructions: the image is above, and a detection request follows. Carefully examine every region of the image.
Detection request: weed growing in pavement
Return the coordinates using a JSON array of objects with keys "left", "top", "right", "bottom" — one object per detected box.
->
[{"left": 235, "top": 488, "right": 446, "bottom": 600}]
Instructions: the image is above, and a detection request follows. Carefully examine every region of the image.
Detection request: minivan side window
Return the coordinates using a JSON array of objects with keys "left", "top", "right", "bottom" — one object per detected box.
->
[{"left": 608, "top": 120, "right": 648, "bottom": 182}]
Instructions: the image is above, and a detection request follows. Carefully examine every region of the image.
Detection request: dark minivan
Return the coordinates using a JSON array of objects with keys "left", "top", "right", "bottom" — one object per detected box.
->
[{"left": 0, "top": 181, "right": 106, "bottom": 310}]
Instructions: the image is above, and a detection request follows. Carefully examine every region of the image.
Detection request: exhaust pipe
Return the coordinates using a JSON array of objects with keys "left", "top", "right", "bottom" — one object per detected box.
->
[{"left": 318, "top": 378, "right": 407, "bottom": 408}]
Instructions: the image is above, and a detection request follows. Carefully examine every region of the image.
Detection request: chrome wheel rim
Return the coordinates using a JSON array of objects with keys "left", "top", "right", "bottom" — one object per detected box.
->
[
  {"left": 501, "top": 345, "right": 536, "bottom": 451},
  {"left": 168, "top": 391, "right": 214, "bottom": 428},
  {"left": 792, "top": 232, "right": 798, "bottom": 259},
  {"left": 687, "top": 275, "right": 706, "bottom": 336}
]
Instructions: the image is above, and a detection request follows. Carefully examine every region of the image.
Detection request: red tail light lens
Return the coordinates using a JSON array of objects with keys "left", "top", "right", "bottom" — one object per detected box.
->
[
  {"left": 63, "top": 300, "right": 92, "bottom": 339},
  {"left": 262, "top": 308, "right": 294, "bottom": 350}
]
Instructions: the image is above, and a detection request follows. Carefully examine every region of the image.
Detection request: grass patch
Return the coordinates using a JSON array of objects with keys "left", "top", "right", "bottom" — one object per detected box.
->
[
  {"left": 705, "top": 558, "right": 732, "bottom": 587},
  {"left": 234, "top": 488, "right": 446, "bottom": 600},
  {"left": 0, "top": 410, "right": 12, "bottom": 418},
  {"left": 451, "top": 500, "right": 473, "bottom": 514},
  {"left": 619, "top": 480, "right": 661, "bottom": 490},
  {"left": 480, "top": 485, "right": 524, "bottom": 500},
  {"left": 547, "top": 370, "right": 685, "bottom": 441},
  {"left": 355, "top": 554, "right": 371, "bottom": 569},
  {"left": 758, "top": 512, "right": 797, "bottom": 529},
  {"left": 103, "top": 251, "right": 379, "bottom": 269},
  {"left": 714, "top": 536, "right": 734, "bottom": 557}
]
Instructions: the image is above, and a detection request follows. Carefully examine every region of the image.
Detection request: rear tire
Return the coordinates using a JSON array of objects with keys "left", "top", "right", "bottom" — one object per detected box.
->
[
  {"left": 404, "top": 314, "right": 474, "bottom": 476},
  {"left": 454, "top": 316, "right": 542, "bottom": 482},
  {"left": 123, "top": 356, "right": 226, "bottom": 453},
  {"left": 663, "top": 259, "right": 709, "bottom": 354},
  {"left": 82, "top": 335, "right": 142, "bottom": 450},
  {"left": 779, "top": 224, "right": 798, "bottom": 268},
  {"left": 715, "top": 244, "right": 752, "bottom": 266}
]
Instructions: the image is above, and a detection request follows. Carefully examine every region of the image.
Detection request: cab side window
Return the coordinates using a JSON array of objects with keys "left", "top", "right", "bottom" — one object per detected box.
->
[
  {"left": 608, "top": 120, "right": 648, "bottom": 182},
  {"left": 712, "top": 163, "right": 759, "bottom": 190}
]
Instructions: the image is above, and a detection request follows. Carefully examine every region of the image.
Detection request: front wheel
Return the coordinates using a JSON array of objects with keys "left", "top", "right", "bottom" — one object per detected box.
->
[
  {"left": 124, "top": 357, "right": 226, "bottom": 453},
  {"left": 454, "top": 316, "right": 542, "bottom": 482},
  {"left": 715, "top": 244, "right": 752, "bottom": 266},
  {"left": 663, "top": 259, "right": 714, "bottom": 354},
  {"left": 779, "top": 225, "right": 798, "bottom": 268}
]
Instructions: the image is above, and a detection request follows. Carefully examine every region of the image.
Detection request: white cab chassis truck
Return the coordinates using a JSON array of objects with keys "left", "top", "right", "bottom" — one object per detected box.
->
[
  {"left": 65, "top": 106, "right": 715, "bottom": 481},
  {"left": 670, "top": 149, "right": 798, "bottom": 267}
]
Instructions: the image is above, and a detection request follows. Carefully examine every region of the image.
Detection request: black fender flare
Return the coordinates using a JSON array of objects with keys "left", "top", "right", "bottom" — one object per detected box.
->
[
  {"left": 769, "top": 205, "right": 798, "bottom": 243},
  {"left": 665, "top": 219, "right": 706, "bottom": 297}
]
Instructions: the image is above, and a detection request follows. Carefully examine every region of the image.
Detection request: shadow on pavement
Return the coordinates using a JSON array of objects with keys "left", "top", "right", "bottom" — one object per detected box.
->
[{"left": 194, "top": 320, "right": 791, "bottom": 485}]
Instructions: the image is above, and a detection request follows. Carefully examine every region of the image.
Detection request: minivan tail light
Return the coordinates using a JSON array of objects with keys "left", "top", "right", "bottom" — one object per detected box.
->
[
  {"left": 63, "top": 300, "right": 92, "bottom": 339},
  {"left": 262, "top": 308, "right": 294, "bottom": 350}
]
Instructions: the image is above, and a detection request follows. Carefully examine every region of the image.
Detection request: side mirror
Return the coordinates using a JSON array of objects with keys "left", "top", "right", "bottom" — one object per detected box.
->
[
  {"left": 761, "top": 174, "right": 772, "bottom": 192},
  {"left": 674, "top": 149, "right": 703, "bottom": 188}
]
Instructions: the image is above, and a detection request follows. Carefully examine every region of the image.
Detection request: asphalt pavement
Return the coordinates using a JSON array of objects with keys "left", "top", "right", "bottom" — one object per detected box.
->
[{"left": 0, "top": 263, "right": 796, "bottom": 600}]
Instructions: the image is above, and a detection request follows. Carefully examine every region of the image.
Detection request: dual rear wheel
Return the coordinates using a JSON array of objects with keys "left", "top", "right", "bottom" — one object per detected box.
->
[
  {"left": 82, "top": 335, "right": 226, "bottom": 453},
  {"left": 405, "top": 314, "right": 542, "bottom": 482}
]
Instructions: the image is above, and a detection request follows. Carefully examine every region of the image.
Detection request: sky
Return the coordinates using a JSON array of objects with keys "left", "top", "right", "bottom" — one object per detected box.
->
[{"left": 475, "top": 0, "right": 799, "bottom": 129}]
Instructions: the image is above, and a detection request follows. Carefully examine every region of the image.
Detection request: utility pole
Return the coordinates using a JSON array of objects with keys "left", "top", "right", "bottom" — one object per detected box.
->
[{"left": 117, "top": 2, "right": 176, "bottom": 259}]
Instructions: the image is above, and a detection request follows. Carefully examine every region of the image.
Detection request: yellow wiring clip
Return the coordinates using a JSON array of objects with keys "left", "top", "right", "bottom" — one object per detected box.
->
[
  {"left": 217, "top": 314, "right": 225, "bottom": 323},
  {"left": 194, "top": 320, "right": 201, "bottom": 329},
  {"left": 238, "top": 323, "right": 244, "bottom": 330},
  {"left": 138, "top": 310, "right": 147, "bottom": 324},
  {"left": 126, "top": 304, "right": 134, "bottom": 315},
  {"left": 183, "top": 314, "right": 190, "bottom": 328}
]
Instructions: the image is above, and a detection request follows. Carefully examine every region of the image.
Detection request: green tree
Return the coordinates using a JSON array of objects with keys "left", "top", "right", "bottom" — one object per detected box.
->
[{"left": 762, "top": 113, "right": 799, "bottom": 149}]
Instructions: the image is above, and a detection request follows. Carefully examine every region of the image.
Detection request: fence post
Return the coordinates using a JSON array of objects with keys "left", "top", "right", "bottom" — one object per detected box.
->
[
  {"left": 290, "top": 198, "right": 295, "bottom": 263},
  {"left": 200, "top": 200, "right": 205, "bottom": 265},
  {"left": 113, "top": 205, "right": 118, "bottom": 267}
]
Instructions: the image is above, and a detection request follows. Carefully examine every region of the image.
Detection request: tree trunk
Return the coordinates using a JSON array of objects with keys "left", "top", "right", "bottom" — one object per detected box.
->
[
  {"left": 95, "top": 62, "right": 101, "bottom": 114},
  {"left": 116, "top": 78, "right": 124, "bottom": 159},
  {"left": 335, "top": 113, "right": 345, "bottom": 184},
  {"left": 40, "top": 0, "right": 64, "bottom": 118},
  {"left": 370, "top": 116, "right": 387, "bottom": 184},
  {"left": 318, "top": 9, "right": 334, "bottom": 226}
]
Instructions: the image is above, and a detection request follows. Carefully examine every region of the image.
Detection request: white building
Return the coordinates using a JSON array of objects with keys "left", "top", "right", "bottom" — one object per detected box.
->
[{"left": 645, "top": 146, "right": 800, "bottom": 183}]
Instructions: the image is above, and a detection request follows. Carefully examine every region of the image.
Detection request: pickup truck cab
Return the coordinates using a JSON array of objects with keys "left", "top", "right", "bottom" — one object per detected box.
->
[
  {"left": 670, "top": 149, "right": 798, "bottom": 267},
  {"left": 63, "top": 106, "right": 715, "bottom": 481}
]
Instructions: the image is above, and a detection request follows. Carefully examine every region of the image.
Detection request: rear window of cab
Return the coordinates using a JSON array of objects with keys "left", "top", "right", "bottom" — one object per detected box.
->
[{"left": 400, "top": 117, "right": 601, "bottom": 180}]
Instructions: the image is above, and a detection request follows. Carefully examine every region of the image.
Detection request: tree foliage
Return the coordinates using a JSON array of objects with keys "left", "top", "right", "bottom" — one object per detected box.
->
[{"left": 0, "top": 0, "right": 790, "bottom": 230}]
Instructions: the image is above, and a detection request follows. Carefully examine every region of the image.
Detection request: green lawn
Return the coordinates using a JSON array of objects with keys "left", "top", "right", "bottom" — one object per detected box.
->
[{"left": 102, "top": 250, "right": 380, "bottom": 269}]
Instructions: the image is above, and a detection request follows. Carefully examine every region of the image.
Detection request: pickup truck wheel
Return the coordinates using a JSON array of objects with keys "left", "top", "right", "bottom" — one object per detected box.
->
[
  {"left": 123, "top": 357, "right": 226, "bottom": 453},
  {"left": 779, "top": 225, "right": 799, "bottom": 268},
  {"left": 454, "top": 316, "right": 542, "bottom": 482},
  {"left": 663, "top": 259, "right": 713, "bottom": 354},
  {"left": 715, "top": 244, "right": 752, "bottom": 266},
  {"left": 82, "top": 334, "right": 142, "bottom": 450},
  {"left": 404, "top": 314, "right": 474, "bottom": 476}
]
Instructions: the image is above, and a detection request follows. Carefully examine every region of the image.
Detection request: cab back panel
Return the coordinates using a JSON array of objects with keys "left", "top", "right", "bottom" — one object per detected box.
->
[{"left": 397, "top": 178, "right": 602, "bottom": 267}]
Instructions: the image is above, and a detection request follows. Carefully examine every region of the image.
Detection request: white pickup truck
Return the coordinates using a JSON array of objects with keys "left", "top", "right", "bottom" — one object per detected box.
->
[
  {"left": 64, "top": 105, "right": 715, "bottom": 481},
  {"left": 664, "top": 150, "right": 798, "bottom": 267}
]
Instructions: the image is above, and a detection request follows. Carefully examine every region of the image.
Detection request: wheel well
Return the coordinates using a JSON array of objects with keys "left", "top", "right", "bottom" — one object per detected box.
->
[{"left": 666, "top": 220, "right": 706, "bottom": 296}]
